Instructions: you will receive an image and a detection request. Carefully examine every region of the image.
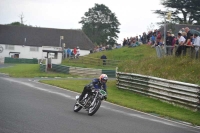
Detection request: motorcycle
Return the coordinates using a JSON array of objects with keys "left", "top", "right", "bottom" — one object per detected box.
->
[{"left": 73, "top": 88, "right": 107, "bottom": 116}]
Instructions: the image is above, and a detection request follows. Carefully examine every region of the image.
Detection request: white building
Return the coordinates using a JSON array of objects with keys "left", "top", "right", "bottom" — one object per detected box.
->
[{"left": 0, "top": 25, "right": 95, "bottom": 64}]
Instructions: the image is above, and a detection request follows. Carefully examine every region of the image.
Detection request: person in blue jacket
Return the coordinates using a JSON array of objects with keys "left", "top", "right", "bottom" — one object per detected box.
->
[
  {"left": 78, "top": 74, "right": 108, "bottom": 103},
  {"left": 66, "top": 48, "right": 71, "bottom": 58}
]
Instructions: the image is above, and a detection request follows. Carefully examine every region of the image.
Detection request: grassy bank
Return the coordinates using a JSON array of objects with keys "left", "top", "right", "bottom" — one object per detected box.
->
[
  {"left": 63, "top": 45, "right": 200, "bottom": 85},
  {"left": 118, "top": 55, "right": 200, "bottom": 85},
  {"left": 40, "top": 79, "right": 200, "bottom": 125},
  {"left": 0, "top": 64, "right": 72, "bottom": 78},
  {"left": 62, "top": 45, "right": 156, "bottom": 69}
]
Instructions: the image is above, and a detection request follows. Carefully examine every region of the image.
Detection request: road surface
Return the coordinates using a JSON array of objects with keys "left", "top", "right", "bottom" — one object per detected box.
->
[{"left": 0, "top": 74, "right": 199, "bottom": 133}]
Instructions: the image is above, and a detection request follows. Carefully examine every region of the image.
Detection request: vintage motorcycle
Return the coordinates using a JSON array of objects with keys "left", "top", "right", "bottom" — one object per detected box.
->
[{"left": 73, "top": 88, "right": 107, "bottom": 116}]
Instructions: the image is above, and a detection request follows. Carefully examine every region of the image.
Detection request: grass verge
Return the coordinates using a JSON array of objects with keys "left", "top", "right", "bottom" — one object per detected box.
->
[
  {"left": 40, "top": 79, "right": 200, "bottom": 126},
  {"left": 0, "top": 64, "right": 73, "bottom": 78}
]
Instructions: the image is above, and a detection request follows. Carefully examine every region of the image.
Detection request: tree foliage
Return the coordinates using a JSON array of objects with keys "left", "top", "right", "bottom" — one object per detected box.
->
[
  {"left": 6, "top": 22, "right": 32, "bottom": 27},
  {"left": 154, "top": 0, "right": 200, "bottom": 25},
  {"left": 79, "top": 4, "right": 120, "bottom": 45}
]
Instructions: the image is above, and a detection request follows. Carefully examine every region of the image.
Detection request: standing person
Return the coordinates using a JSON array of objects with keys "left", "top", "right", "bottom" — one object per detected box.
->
[
  {"left": 192, "top": 33, "right": 200, "bottom": 59},
  {"left": 73, "top": 47, "right": 77, "bottom": 58},
  {"left": 166, "top": 32, "right": 173, "bottom": 55},
  {"left": 123, "top": 38, "right": 127, "bottom": 46},
  {"left": 156, "top": 31, "right": 162, "bottom": 46},
  {"left": 142, "top": 32, "right": 147, "bottom": 44},
  {"left": 176, "top": 33, "right": 186, "bottom": 56},
  {"left": 151, "top": 33, "right": 156, "bottom": 45},
  {"left": 101, "top": 55, "right": 107, "bottom": 65},
  {"left": 76, "top": 46, "right": 80, "bottom": 59},
  {"left": 67, "top": 48, "right": 71, "bottom": 58},
  {"left": 183, "top": 27, "right": 192, "bottom": 56},
  {"left": 171, "top": 34, "right": 176, "bottom": 55}
]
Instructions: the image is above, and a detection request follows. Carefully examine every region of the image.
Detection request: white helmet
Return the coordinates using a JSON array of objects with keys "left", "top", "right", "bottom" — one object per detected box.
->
[{"left": 99, "top": 74, "right": 108, "bottom": 83}]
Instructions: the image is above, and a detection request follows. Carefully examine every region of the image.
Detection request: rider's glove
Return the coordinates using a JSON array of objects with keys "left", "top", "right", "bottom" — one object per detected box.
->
[{"left": 104, "top": 96, "right": 107, "bottom": 100}]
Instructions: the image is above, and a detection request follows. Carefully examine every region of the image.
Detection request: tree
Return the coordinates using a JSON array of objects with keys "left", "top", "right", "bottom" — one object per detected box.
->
[
  {"left": 79, "top": 4, "right": 120, "bottom": 46},
  {"left": 6, "top": 21, "right": 32, "bottom": 27},
  {"left": 154, "top": 0, "right": 200, "bottom": 24},
  {"left": 6, "top": 13, "right": 32, "bottom": 27}
]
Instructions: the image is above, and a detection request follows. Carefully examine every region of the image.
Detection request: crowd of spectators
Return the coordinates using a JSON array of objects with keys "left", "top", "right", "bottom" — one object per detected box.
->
[
  {"left": 68, "top": 26, "right": 200, "bottom": 60},
  {"left": 121, "top": 27, "right": 200, "bottom": 59},
  {"left": 64, "top": 46, "right": 80, "bottom": 59}
]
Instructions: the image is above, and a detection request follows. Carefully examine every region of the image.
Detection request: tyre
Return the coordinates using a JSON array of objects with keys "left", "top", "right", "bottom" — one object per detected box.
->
[
  {"left": 88, "top": 99, "right": 101, "bottom": 116},
  {"left": 73, "top": 102, "right": 82, "bottom": 112}
]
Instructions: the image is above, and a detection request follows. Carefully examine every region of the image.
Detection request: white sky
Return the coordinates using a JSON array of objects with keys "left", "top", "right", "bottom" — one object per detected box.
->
[{"left": 0, "top": 0, "right": 164, "bottom": 44}]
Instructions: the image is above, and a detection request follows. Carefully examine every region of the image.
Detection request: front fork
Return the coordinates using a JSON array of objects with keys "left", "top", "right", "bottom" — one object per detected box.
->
[{"left": 90, "top": 92, "right": 99, "bottom": 107}]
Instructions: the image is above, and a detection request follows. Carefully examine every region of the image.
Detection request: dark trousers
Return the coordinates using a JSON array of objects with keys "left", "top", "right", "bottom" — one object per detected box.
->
[
  {"left": 176, "top": 45, "right": 186, "bottom": 56},
  {"left": 79, "top": 86, "right": 91, "bottom": 101},
  {"left": 176, "top": 45, "right": 182, "bottom": 56},
  {"left": 182, "top": 45, "right": 187, "bottom": 56}
]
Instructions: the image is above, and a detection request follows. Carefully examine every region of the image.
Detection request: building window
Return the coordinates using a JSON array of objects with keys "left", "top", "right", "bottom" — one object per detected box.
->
[
  {"left": 5, "top": 45, "right": 14, "bottom": 50},
  {"left": 30, "top": 47, "right": 39, "bottom": 52}
]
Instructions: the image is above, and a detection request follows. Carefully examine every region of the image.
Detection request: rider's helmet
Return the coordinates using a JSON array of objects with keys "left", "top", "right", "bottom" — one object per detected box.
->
[{"left": 99, "top": 74, "right": 108, "bottom": 83}]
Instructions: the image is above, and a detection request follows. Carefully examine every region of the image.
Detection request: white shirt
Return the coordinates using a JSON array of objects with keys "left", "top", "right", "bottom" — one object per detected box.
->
[
  {"left": 77, "top": 48, "right": 80, "bottom": 54},
  {"left": 178, "top": 36, "right": 186, "bottom": 44},
  {"left": 194, "top": 36, "right": 200, "bottom": 51}
]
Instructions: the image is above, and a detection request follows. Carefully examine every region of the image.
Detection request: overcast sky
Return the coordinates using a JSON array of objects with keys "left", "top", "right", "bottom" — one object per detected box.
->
[{"left": 0, "top": 0, "right": 164, "bottom": 43}]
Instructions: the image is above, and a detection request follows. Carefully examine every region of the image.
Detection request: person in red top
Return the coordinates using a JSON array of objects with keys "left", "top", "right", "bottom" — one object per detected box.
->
[
  {"left": 156, "top": 31, "right": 162, "bottom": 46},
  {"left": 73, "top": 47, "right": 77, "bottom": 58}
]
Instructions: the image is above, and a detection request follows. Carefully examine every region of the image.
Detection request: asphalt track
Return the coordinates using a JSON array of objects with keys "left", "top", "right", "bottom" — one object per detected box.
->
[{"left": 0, "top": 74, "right": 200, "bottom": 133}]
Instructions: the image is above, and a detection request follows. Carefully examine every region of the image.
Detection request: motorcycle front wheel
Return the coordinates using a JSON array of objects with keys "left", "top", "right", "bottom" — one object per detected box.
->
[{"left": 88, "top": 99, "right": 101, "bottom": 116}]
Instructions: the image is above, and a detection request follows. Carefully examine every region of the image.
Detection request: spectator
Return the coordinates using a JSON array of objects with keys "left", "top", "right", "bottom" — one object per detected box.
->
[
  {"left": 142, "top": 32, "right": 147, "bottom": 44},
  {"left": 192, "top": 33, "right": 200, "bottom": 59},
  {"left": 101, "top": 55, "right": 107, "bottom": 65},
  {"left": 166, "top": 32, "right": 173, "bottom": 55},
  {"left": 76, "top": 46, "right": 80, "bottom": 58},
  {"left": 171, "top": 34, "right": 176, "bottom": 55},
  {"left": 156, "top": 31, "right": 162, "bottom": 46},
  {"left": 183, "top": 27, "right": 192, "bottom": 56},
  {"left": 135, "top": 36, "right": 139, "bottom": 42},
  {"left": 139, "top": 35, "right": 142, "bottom": 43},
  {"left": 151, "top": 33, "right": 156, "bottom": 45},
  {"left": 67, "top": 48, "right": 71, "bottom": 58},
  {"left": 73, "top": 47, "right": 77, "bottom": 58},
  {"left": 176, "top": 33, "right": 186, "bottom": 56},
  {"left": 116, "top": 44, "right": 121, "bottom": 49},
  {"left": 123, "top": 38, "right": 128, "bottom": 46}
]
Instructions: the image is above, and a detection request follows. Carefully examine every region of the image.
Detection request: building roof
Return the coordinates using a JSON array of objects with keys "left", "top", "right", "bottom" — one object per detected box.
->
[
  {"left": 159, "top": 24, "right": 200, "bottom": 36},
  {"left": 0, "top": 25, "right": 95, "bottom": 50}
]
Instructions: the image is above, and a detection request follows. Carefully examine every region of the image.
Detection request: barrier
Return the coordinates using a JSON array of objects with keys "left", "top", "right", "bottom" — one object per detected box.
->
[
  {"left": 116, "top": 72, "right": 200, "bottom": 111},
  {"left": 50, "top": 64, "right": 116, "bottom": 78},
  {"left": 4, "top": 57, "right": 38, "bottom": 64},
  {"left": 39, "top": 64, "right": 47, "bottom": 72},
  {"left": 52, "top": 64, "right": 69, "bottom": 74}
]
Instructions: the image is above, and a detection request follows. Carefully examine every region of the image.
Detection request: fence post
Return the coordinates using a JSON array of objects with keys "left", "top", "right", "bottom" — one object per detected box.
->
[{"left": 116, "top": 67, "right": 118, "bottom": 78}]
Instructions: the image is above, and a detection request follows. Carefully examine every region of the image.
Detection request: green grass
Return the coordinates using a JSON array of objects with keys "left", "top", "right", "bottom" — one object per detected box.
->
[
  {"left": 83, "top": 45, "right": 156, "bottom": 61},
  {"left": 118, "top": 55, "right": 200, "bottom": 85},
  {"left": 0, "top": 64, "right": 72, "bottom": 78},
  {"left": 63, "top": 45, "right": 200, "bottom": 85},
  {"left": 62, "top": 45, "right": 156, "bottom": 69},
  {"left": 40, "top": 79, "right": 200, "bottom": 125}
]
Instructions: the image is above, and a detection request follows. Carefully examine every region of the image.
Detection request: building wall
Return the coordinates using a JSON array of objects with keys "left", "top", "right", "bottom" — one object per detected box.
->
[
  {"left": 0, "top": 44, "right": 63, "bottom": 64},
  {"left": 0, "top": 44, "right": 43, "bottom": 59}
]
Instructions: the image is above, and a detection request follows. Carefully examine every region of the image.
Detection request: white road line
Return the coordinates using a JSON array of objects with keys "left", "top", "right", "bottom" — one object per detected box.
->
[
  {"left": 2, "top": 77, "right": 200, "bottom": 132},
  {"left": 2, "top": 78, "right": 72, "bottom": 99}
]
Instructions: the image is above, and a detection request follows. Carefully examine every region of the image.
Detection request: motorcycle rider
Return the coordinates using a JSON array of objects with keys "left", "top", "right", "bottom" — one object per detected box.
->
[{"left": 78, "top": 74, "right": 108, "bottom": 104}]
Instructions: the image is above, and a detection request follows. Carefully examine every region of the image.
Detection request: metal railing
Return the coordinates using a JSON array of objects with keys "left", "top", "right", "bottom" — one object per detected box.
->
[
  {"left": 116, "top": 72, "right": 200, "bottom": 111},
  {"left": 156, "top": 45, "right": 200, "bottom": 59}
]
